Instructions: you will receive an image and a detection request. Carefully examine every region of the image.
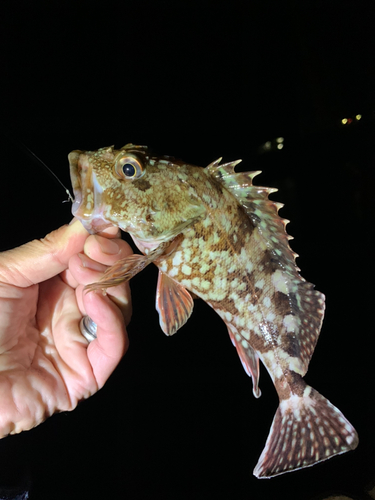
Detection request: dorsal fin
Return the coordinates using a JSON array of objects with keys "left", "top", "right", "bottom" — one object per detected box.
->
[
  {"left": 206, "top": 158, "right": 300, "bottom": 273},
  {"left": 206, "top": 158, "right": 326, "bottom": 374}
]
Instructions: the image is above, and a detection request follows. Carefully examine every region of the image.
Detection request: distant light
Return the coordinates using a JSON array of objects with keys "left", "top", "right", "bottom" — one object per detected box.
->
[
  {"left": 341, "top": 118, "right": 348, "bottom": 125},
  {"left": 276, "top": 137, "right": 284, "bottom": 143},
  {"left": 347, "top": 118, "right": 353, "bottom": 124},
  {"left": 277, "top": 143, "right": 284, "bottom": 150},
  {"left": 264, "top": 141, "right": 272, "bottom": 149},
  {"left": 356, "top": 114, "right": 362, "bottom": 121}
]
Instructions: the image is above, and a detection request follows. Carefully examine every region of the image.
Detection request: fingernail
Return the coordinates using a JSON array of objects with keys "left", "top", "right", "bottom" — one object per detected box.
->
[
  {"left": 67, "top": 218, "right": 87, "bottom": 234},
  {"left": 98, "top": 238, "right": 120, "bottom": 255},
  {"left": 78, "top": 253, "right": 104, "bottom": 271}
]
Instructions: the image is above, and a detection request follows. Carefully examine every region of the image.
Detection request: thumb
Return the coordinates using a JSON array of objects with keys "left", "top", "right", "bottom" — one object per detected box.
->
[{"left": 0, "top": 220, "right": 89, "bottom": 287}]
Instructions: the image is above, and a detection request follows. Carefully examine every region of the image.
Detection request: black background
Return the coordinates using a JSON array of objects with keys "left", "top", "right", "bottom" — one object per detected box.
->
[{"left": 1, "top": 1, "right": 375, "bottom": 499}]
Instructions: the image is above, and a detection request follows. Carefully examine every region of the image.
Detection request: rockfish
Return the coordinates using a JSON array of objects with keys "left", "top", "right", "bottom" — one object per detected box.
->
[{"left": 69, "top": 144, "right": 358, "bottom": 478}]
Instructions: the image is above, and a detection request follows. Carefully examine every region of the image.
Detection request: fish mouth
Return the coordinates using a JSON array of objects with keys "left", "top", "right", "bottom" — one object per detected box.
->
[{"left": 69, "top": 150, "right": 113, "bottom": 234}]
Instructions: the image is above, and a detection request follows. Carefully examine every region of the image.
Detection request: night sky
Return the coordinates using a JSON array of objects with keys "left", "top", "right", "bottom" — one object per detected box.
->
[{"left": 1, "top": 1, "right": 375, "bottom": 499}]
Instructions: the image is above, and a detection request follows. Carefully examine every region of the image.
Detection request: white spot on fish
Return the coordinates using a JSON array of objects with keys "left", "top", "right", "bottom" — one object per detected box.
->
[
  {"left": 240, "top": 248, "right": 254, "bottom": 273},
  {"left": 263, "top": 296, "right": 271, "bottom": 308},
  {"left": 183, "top": 248, "right": 192, "bottom": 261},
  {"left": 283, "top": 314, "right": 299, "bottom": 333},
  {"left": 242, "top": 330, "right": 250, "bottom": 341},
  {"left": 199, "top": 263, "right": 210, "bottom": 274},
  {"left": 201, "top": 280, "right": 211, "bottom": 290},
  {"left": 235, "top": 316, "right": 246, "bottom": 328},
  {"left": 262, "top": 351, "right": 283, "bottom": 378},
  {"left": 192, "top": 277, "right": 201, "bottom": 288},
  {"left": 213, "top": 277, "right": 227, "bottom": 289},
  {"left": 181, "top": 264, "right": 191, "bottom": 275},
  {"left": 255, "top": 279, "right": 265, "bottom": 289},
  {"left": 224, "top": 311, "right": 233, "bottom": 322},
  {"left": 172, "top": 252, "right": 183, "bottom": 267},
  {"left": 231, "top": 278, "right": 239, "bottom": 288},
  {"left": 272, "top": 269, "right": 289, "bottom": 294},
  {"left": 202, "top": 217, "right": 212, "bottom": 228},
  {"left": 160, "top": 262, "right": 168, "bottom": 272},
  {"left": 169, "top": 267, "right": 178, "bottom": 277},
  {"left": 303, "top": 386, "right": 312, "bottom": 397}
]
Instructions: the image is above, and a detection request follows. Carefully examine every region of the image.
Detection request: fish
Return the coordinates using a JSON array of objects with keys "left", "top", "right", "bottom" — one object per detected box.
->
[{"left": 69, "top": 143, "right": 358, "bottom": 478}]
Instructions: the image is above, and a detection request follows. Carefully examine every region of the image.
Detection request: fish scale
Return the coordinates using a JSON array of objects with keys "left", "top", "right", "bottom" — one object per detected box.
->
[{"left": 69, "top": 143, "right": 358, "bottom": 478}]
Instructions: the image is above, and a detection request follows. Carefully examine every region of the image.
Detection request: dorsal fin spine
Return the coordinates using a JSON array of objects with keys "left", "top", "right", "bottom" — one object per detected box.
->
[
  {"left": 206, "top": 157, "right": 223, "bottom": 169},
  {"left": 205, "top": 157, "right": 299, "bottom": 274}
]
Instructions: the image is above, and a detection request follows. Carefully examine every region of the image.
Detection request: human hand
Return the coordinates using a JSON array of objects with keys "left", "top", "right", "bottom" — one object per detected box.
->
[{"left": 0, "top": 220, "right": 132, "bottom": 437}]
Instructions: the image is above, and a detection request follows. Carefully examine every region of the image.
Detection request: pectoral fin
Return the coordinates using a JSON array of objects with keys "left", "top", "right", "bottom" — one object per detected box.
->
[
  {"left": 84, "top": 254, "right": 148, "bottom": 292},
  {"left": 156, "top": 270, "right": 194, "bottom": 335},
  {"left": 85, "top": 235, "right": 183, "bottom": 293}
]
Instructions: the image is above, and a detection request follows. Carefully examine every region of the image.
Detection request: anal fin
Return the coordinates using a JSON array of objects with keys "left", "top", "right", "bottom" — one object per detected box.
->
[{"left": 227, "top": 327, "right": 261, "bottom": 398}]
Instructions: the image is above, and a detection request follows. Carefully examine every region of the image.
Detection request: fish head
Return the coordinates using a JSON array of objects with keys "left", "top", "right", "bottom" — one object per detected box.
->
[{"left": 69, "top": 144, "right": 205, "bottom": 246}]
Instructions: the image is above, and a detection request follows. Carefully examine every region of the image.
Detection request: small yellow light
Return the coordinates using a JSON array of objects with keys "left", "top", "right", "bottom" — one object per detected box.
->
[
  {"left": 276, "top": 137, "right": 284, "bottom": 143},
  {"left": 355, "top": 114, "right": 362, "bottom": 120},
  {"left": 277, "top": 143, "right": 284, "bottom": 150},
  {"left": 341, "top": 118, "right": 348, "bottom": 125}
]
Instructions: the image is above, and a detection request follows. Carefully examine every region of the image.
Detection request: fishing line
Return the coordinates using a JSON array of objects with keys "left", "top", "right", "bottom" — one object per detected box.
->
[
  {"left": 7, "top": 136, "right": 97, "bottom": 340},
  {"left": 6, "top": 136, "right": 74, "bottom": 203}
]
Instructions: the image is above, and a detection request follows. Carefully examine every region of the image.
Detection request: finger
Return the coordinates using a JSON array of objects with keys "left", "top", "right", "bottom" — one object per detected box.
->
[
  {"left": 0, "top": 220, "right": 89, "bottom": 287},
  {"left": 76, "top": 286, "right": 132, "bottom": 327},
  {"left": 60, "top": 267, "right": 79, "bottom": 289},
  {"left": 83, "top": 290, "right": 129, "bottom": 388},
  {"left": 75, "top": 284, "right": 131, "bottom": 325},
  {"left": 83, "top": 234, "right": 133, "bottom": 266},
  {"left": 69, "top": 217, "right": 120, "bottom": 239},
  {"left": 62, "top": 232, "right": 131, "bottom": 288},
  {"left": 61, "top": 253, "right": 106, "bottom": 289},
  {"left": 70, "top": 254, "right": 108, "bottom": 283},
  {"left": 66, "top": 253, "right": 107, "bottom": 295},
  {"left": 61, "top": 233, "right": 130, "bottom": 289},
  {"left": 96, "top": 226, "right": 121, "bottom": 238},
  {"left": 68, "top": 252, "right": 130, "bottom": 315}
]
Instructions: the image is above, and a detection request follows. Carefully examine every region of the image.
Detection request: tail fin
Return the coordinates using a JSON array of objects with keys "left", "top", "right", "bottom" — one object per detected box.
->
[{"left": 253, "top": 385, "right": 358, "bottom": 478}]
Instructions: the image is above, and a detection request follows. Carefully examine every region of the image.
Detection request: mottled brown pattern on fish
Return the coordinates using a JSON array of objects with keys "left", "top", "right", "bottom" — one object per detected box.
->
[
  {"left": 70, "top": 144, "right": 358, "bottom": 479},
  {"left": 70, "top": 146, "right": 326, "bottom": 385},
  {"left": 258, "top": 249, "right": 279, "bottom": 275},
  {"left": 274, "top": 291, "right": 296, "bottom": 317},
  {"left": 158, "top": 214, "right": 305, "bottom": 385},
  {"left": 282, "top": 332, "right": 301, "bottom": 358},
  {"left": 208, "top": 298, "right": 241, "bottom": 318},
  {"left": 135, "top": 178, "right": 152, "bottom": 191}
]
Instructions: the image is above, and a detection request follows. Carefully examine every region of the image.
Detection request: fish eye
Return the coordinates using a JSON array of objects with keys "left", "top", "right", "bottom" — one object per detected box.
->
[
  {"left": 123, "top": 163, "right": 136, "bottom": 177},
  {"left": 115, "top": 154, "right": 144, "bottom": 180}
]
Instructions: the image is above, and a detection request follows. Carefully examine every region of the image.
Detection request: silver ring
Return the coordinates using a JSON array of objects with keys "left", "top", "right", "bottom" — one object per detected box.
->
[{"left": 80, "top": 315, "right": 97, "bottom": 343}]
